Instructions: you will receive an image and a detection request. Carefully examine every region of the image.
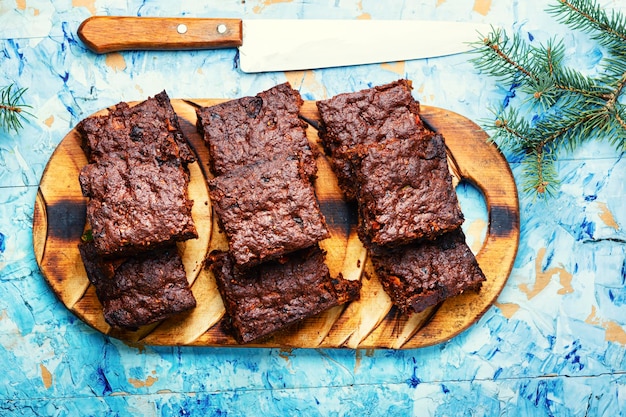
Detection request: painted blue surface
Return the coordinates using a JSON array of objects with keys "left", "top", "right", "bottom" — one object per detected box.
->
[{"left": 1, "top": 1, "right": 625, "bottom": 416}]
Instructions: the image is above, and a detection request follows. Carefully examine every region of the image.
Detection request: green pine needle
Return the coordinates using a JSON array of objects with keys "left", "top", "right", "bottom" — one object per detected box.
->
[
  {"left": 0, "top": 84, "right": 34, "bottom": 134},
  {"left": 547, "top": 0, "right": 626, "bottom": 55},
  {"left": 470, "top": 0, "right": 626, "bottom": 198}
]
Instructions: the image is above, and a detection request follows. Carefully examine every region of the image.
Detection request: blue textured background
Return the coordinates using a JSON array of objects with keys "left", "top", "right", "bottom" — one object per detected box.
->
[{"left": 1, "top": 0, "right": 625, "bottom": 416}]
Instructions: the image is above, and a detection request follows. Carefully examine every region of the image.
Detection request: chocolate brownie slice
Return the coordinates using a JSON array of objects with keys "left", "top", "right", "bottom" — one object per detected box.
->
[
  {"left": 208, "top": 153, "right": 329, "bottom": 268},
  {"left": 370, "top": 229, "right": 486, "bottom": 315},
  {"left": 78, "top": 241, "right": 196, "bottom": 330},
  {"left": 316, "top": 79, "right": 424, "bottom": 200},
  {"left": 78, "top": 91, "right": 198, "bottom": 258},
  {"left": 209, "top": 246, "right": 361, "bottom": 344},
  {"left": 353, "top": 133, "right": 464, "bottom": 247},
  {"left": 196, "top": 82, "right": 316, "bottom": 178},
  {"left": 79, "top": 157, "right": 197, "bottom": 257},
  {"left": 78, "top": 90, "right": 195, "bottom": 165}
]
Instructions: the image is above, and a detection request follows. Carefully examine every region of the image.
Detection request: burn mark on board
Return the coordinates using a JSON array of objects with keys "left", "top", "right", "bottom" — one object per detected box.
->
[
  {"left": 489, "top": 205, "right": 519, "bottom": 237},
  {"left": 46, "top": 198, "right": 87, "bottom": 242},
  {"left": 298, "top": 114, "right": 321, "bottom": 131},
  {"left": 319, "top": 198, "right": 357, "bottom": 237}
]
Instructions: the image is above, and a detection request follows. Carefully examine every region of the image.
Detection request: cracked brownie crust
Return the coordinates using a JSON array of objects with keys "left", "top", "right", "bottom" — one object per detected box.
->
[
  {"left": 209, "top": 246, "right": 361, "bottom": 344},
  {"left": 316, "top": 79, "right": 424, "bottom": 200},
  {"left": 196, "top": 82, "right": 317, "bottom": 179},
  {"left": 353, "top": 132, "right": 464, "bottom": 247},
  {"left": 208, "top": 153, "right": 329, "bottom": 268},
  {"left": 78, "top": 91, "right": 198, "bottom": 258},
  {"left": 370, "top": 229, "right": 486, "bottom": 315},
  {"left": 78, "top": 90, "right": 195, "bottom": 165},
  {"left": 79, "top": 241, "right": 196, "bottom": 330}
]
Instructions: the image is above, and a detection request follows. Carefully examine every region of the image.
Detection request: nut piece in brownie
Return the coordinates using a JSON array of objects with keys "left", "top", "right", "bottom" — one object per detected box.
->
[
  {"left": 370, "top": 229, "right": 485, "bottom": 315},
  {"left": 196, "top": 82, "right": 316, "bottom": 179},
  {"left": 79, "top": 156, "right": 197, "bottom": 258},
  {"left": 208, "top": 153, "right": 329, "bottom": 268},
  {"left": 316, "top": 79, "right": 424, "bottom": 200},
  {"left": 209, "top": 246, "right": 361, "bottom": 344},
  {"left": 78, "top": 90, "right": 195, "bottom": 165},
  {"left": 78, "top": 241, "right": 196, "bottom": 330},
  {"left": 353, "top": 132, "right": 464, "bottom": 247}
]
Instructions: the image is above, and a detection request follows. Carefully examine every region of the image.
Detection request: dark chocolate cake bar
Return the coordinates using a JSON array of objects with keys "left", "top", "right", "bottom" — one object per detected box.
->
[
  {"left": 316, "top": 79, "right": 424, "bottom": 200},
  {"left": 196, "top": 82, "right": 317, "bottom": 179},
  {"left": 208, "top": 153, "right": 329, "bottom": 268},
  {"left": 370, "top": 229, "right": 486, "bottom": 315},
  {"left": 209, "top": 246, "right": 361, "bottom": 344},
  {"left": 79, "top": 156, "right": 197, "bottom": 258},
  {"left": 78, "top": 91, "right": 198, "bottom": 258},
  {"left": 78, "top": 90, "right": 195, "bottom": 165},
  {"left": 78, "top": 241, "right": 196, "bottom": 330},
  {"left": 353, "top": 133, "right": 464, "bottom": 247}
]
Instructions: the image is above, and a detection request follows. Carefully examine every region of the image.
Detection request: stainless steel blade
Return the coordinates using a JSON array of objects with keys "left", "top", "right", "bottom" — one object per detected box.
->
[{"left": 238, "top": 19, "right": 490, "bottom": 72}]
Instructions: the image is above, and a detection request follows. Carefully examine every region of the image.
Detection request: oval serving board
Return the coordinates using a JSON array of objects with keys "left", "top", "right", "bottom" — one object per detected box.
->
[{"left": 33, "top": 99, "right": 519, "bottom": 349}]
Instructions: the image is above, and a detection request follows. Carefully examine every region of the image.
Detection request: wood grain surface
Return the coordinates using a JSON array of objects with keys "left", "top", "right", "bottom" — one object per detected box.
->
[
  {"left": 32, "top": 99, "right": 519, "bottom": 349},
  {"left": 78, "top": 16, "right": 243, "bottom": 54}
]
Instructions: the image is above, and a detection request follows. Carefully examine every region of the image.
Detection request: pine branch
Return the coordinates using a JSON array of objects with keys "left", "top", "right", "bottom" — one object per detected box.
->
[
  {"left": 0, "top": 84, "right": 34, "bottom": 133},
  {"left": 470, "top": 0, "right": 626, "bottom": 198},
  {"left": 523, "top": 144, "right": 560, "bottom": 198},
  {"left": 482, "top": 106, "right": 532, "bottom": 149},
  {"left": 470, "top": 28, "right": 537, "bottom": 85},
  {"left": 547, "top": 0, "right": 626, "bottom": 55}
]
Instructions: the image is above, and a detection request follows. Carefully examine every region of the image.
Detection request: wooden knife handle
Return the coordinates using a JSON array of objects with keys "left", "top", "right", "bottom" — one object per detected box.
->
[{"left": 78, "top": 16, "right": 243, "bottom": 54}]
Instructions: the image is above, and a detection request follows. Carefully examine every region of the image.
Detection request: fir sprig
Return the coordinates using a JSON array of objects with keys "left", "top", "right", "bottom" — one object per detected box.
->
[
  {"left": 0, "top": 84, "right": 34, "bottom": 134},
  {"left": 470, "top": 0, "right": 626, "bottom": 198},
  {"left": 547, "top": 0, "right": 626, "bottom": 56}
]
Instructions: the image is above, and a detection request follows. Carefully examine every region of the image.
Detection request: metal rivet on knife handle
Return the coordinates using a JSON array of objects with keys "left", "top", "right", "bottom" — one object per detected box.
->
[{"left": 77, "top": 16, "right": 244, "bottom": 54}]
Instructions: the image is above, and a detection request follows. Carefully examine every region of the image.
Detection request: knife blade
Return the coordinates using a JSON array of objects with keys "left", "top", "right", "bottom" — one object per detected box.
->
[{"left": 78, "top": 16, "right": 489, "bottom": 73}]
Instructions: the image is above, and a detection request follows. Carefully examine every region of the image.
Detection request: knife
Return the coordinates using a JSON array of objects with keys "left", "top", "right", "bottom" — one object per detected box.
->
[{"left": 78, "top": 16, "right": 490, "bottom": 73}]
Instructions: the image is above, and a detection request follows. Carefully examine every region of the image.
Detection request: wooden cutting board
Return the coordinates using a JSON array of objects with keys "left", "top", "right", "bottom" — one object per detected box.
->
[{"left": 32, "top": 99, "right": 519, "bottom": 349}]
